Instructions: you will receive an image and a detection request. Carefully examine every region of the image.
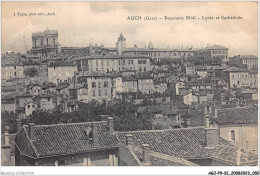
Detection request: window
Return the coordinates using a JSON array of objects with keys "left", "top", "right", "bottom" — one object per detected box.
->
[
  {"left": 32, "top": 105, "right": 35, "bottom": 108},
  {"left": 92, "top": 90, "right": 95, "bottom": 97},
  {"left": 98, "top": 90, "right": 101, "bottom": 96},
  {"left": 27, "top": 105, "right": 30, "bottom": 108},
  {"left": 98, "top": 82, "right": 101, "bottom": 88},
  {"left": 104, "top": 81, "right": 108, "bottom": 88},
  {"left": 14, "top": 72, "right": 16, "bottom": 76},
  {"left": 47, "top": 98, "right": 50, "bottom": 101},
  {"left": 231, "top": 130, "right": 235, "bottom": 141},
  {"left": 144, "top": 67, "right": 146, "bottom": 72},
  {"left": 55, "top": 159, "right": 65, "bottom": 166},
  {"left": 129, "top": 60, "right": 133, "bottom": 65},
  {"left": 53, "top": 38, "right": 56, "bottom": 45},
  {"left": 123, "top": 60, "right": 125, "bottom": 65},
  {"left": 92, "top": 82, "right": 96, "bottom": 88}
]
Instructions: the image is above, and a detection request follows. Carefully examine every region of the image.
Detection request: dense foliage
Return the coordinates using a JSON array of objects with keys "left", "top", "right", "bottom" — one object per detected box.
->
[{"left": 1, "top": 100, "right": 153, "bottom": 134}]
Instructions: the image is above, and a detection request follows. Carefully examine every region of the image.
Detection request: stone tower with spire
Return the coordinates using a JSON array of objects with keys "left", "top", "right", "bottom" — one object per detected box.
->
[{"left": 116, "top": 33, "right": 126, "bottom": 55}]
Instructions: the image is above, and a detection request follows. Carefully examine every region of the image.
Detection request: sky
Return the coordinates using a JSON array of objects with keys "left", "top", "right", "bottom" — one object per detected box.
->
[{"left": 1, "top": 1, "right": 258, "bottom": 57}]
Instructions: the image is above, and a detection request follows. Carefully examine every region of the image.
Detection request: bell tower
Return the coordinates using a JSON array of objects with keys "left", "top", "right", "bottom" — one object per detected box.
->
[{"left": 116, "top": 33, "right": 126, "bottom": 55}]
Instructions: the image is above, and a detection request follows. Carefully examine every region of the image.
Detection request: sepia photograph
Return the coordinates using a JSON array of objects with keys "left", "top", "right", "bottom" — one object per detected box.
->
[{"left": 1, "top": 1, "right": 259, "bottom": 175}]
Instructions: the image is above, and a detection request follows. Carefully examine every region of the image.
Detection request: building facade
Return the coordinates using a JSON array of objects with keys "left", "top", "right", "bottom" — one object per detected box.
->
[{"left": 31, "top": 30, "right": 60, "bottom": 57}]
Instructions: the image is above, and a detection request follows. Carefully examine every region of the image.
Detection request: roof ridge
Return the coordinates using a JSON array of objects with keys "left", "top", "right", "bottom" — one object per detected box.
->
[
  {"left": 31, "top": 121, "right": 107, "bottom": 127},
  {"left": 115, "top": 126, "right": 205, "bottom": 134},
  {"left": 22, "top": 126, "right": 39, "bottom": 157},
  {"left": 217, "top": 106, "right": 256, "bottom": 111}
]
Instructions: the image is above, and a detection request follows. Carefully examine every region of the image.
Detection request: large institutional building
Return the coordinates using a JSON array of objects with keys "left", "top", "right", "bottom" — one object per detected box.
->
[
  {"left": 29, "top": 30, "right": 228, "bottom": 63},
  {"left": 31, "top": 30, "right": 61, "bottom": 57}
]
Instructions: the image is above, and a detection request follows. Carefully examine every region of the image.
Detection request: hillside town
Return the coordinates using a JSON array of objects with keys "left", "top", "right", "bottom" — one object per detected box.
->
[{"left": 1, "top": 29, "right": 258, "bottom": 166}]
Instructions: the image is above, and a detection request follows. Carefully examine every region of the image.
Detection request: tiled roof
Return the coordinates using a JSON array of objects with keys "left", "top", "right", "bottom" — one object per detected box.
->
[
  {"left": 83, "top": 71, "right": 109, "bottom": 77},
  {"left": 122, "top": 75, "right": 137, "bottom": 82},
  {"left": 75, "top": 55, "right": 150, "bottom": 60},
  {"left": 136, "top": 73, "right": 152, "bottom": 80},
  {"left": 211, "top": 145, "right": 258, "bottom": 166},
  {"left": 49, "top": 61, "right": 76, "bottom": 67},
  {"left": 116, "top": 127, "right": 229, "bottom": 160},
  {"left": 214, "top": 106, "right": 258, "bottom": 125},
  {"left": 242, "top": 89, "right": 258, "bottom": 94},
  {"left": 239, "top": 55, "right": 257, "bottom": 59},
  {"left": 38, "top": 93, "right": 53, "bottom": 98},
  {"left": 223, "top": 66, "right": 247, "bottom": 72},
  {"left": 130, "top": 146, "right": 198, "bottom": 166},
  {"left": 202, "top": 45, "right": 228, "bottom": 50},
  {"left": 16, "top": 92, "right": 32, "bottom": 97},
  {"left": 15, "top": 121, "right": 119, "bottom": 158}
]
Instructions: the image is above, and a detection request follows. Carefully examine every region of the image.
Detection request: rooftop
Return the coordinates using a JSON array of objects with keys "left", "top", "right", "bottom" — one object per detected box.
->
[
  {"left": 15, "top": 121, "right": 119, "bottom": 158},
  {"left": 49, "top": 61, "right": 76, "bottom": 67},
  {"left": 214, "top": 106, "right": 258, "bottom": 125}
]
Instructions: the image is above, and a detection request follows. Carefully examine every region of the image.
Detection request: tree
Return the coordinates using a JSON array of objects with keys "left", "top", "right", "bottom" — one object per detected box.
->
[
  {"left": 24, "top": 67, "right": 38, "bottom": 77},
  {"left": 1, "top": 111, "right": 19, "bottom": 134}
]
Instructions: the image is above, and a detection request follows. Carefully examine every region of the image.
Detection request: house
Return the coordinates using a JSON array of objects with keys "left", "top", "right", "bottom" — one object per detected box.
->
[
  {"left": 242, "top": 89, "right": 258, "bottom": 102},
  {"left": 14, "top": 118, "right": 119, "bottom": 166},
  {"left": 76, "top": 55, "right": 151, "bottom": 73},
  {"left": 77, "top": 72, "right": 113, "bottom": 103},
  {"left": 15, "top": 92, "right": 33, "bottom": 114},
  {"left": 118, "top": 141, "right": 198, "bottom": 166},
  {"left": 116, "top": 122, "right": 257, "bottom": 166},
  {"left": 174, "top": 81, "right": 185, "bottom": 95},
  {"left": 154, "top": 81, "right": 167, "bottom": 94},
  {"left": 148, "top": 105, "right": 182, "bottom": 129},
  {"left": 222, "top": 67, "right": 258, "bottom": 89},
  {"left": 2, "top": 95, "right": 16, "bottom": 112},
  {"left": 229, "top": 55, "right": 258, "bottom": 69},
  {"left": 27, "top": 83, "right": 42, "bottom": 96},
  {"left": 1, "top": 63, "right": 24, "bottom": 81},
  {"left": 24, "top": 102, "right": 38, "bottom": 116},
  {"left": 136, "top": 73, "right": 154, "bottom": 94},
  {"left": 41, "top": 81, "right": 57, "bottom": 93},
  {"left": 184, "top": 62, "right": 196, "bottom": 75},
  {"left": 122, "top": 75, "right": 138, "bottom": 93},
  {"left": 48, "top": 61, "right": 77, "bottom": 84},
  {"left": 196, "top": 66, "right": 207, "bottom": 78},
  {"left": 36, "top": 93, "right": 55, "bottom": 110},
  {"left": 211, "top": 105, "right": 258, "bottom": 154},
  {"left": 195, "top": 45, "right": 229, "bottom": 64}
]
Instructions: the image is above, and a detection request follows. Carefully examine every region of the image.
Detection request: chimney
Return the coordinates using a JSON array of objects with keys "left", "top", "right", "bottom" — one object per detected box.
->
[
  {"left": 16, "top": 118, "right": 22, "bottom": 132},
  {"left": 209, "top": 106, "right": 212, "bottom": 114},
  {"left": 57, "top": 79, "right": 60, "bottom": 87},
  {"left": 2, "top": 130, "right": 11, "bottom": 166},
  {"left": 100, "top": 115, "right": 108, "bottom": 121},
  {"left": 205, "top": 117, "right": 219, "bottom": 149},
  {"left": 204, "top": 106, "right": 208, "bottom": 115},
  {"left": 107, "top": 117, "right": 114, "bottom": 133},
  {"left": 28, "top": 123, "right": 36, "bottom": 140},
  {"left": 186, "top": 118, "right": 191, "bottom": 128},
  {"left": 205, "top": 115, "right": 210, "bottom": 128},
  {"left": 92, "top": 123, "right": 99, "bottom": 146},
  {"left": 142, "top": 144, "right": 150, "bottom": 166},
  {"left": 214, "top": 107, "right": 218, "bottom": 118},
  {"left": 125, "top": 134, "right": 133, "bottom": 146},
  {"left": 236, "top": 100, "right": 240, "bottom": 108},
  {"left": 4, "top": 131, "right": 10, "bottom": 146}
]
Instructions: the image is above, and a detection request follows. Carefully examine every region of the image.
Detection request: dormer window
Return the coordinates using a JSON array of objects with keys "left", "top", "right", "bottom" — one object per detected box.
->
[{"left": 85, "top": 127, "right": 93, "bottom": 141}]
